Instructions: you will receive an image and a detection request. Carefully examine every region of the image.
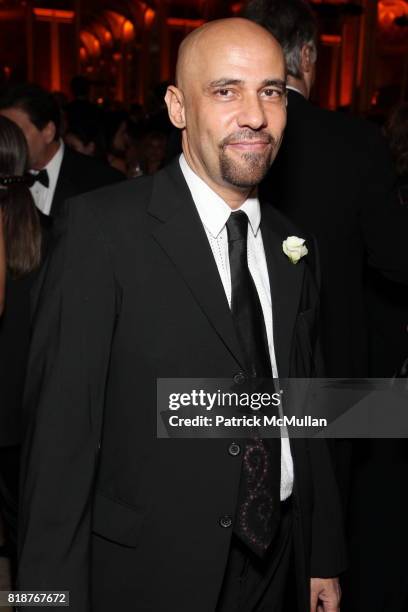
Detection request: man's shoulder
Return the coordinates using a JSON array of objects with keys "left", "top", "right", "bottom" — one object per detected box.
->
[
  {"left": 284, "top": 98, "right": 389, "bottom": 176},
  {"left": 67, "top": 174, "right": 153, "bottom": 223},
  {"left": 53, "top": 176, "right": 152, "bottom": 247},
  {"left": 48, "top": 174, "right": 156, "bottom": 265},
  {"left": 294, "top": 97, "right": 383, "bottom": 143},
  {"left": 62, "top": 159, "right": 186, "bottom": 232},
  {"left": 61, "top": 146, "right": 125, "bottom": 187}
]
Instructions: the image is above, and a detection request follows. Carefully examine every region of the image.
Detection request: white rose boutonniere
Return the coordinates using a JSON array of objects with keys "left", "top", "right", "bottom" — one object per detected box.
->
[{"left": 282, "top": 236, "right": 308, "bottom": 264}]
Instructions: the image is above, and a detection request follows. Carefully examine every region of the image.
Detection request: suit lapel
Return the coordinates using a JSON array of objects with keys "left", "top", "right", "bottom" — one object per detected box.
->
[
  {"left": 260, "top": 205, "right": 304, "bottom": 378},
  {"left": 149, "top": 161, "right": 246, "bottom": 369}
]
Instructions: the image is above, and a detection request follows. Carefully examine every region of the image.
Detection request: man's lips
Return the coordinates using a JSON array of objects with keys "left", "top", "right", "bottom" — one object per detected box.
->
[{"left": 225, "top": 141, "right": 271, "bottom": 150}]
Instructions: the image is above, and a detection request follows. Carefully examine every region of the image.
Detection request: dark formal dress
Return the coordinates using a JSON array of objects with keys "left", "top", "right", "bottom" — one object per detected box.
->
[
  {"left": 0, "top": 148, "right": 123, "bottom": 567},
  {"left": 18, "top": 159, "right": 346, "bottom": 611},
  {"left": 260, "top": 89, "right": 408, "bottom": 611}
]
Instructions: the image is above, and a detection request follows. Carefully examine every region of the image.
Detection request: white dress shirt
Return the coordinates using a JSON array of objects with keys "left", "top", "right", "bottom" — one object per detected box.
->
[
  {"left": 30, "top": 141, "right": 65, "bottom": 216},
  {"left": 179, "top": 154, "right": 294, "bottom": 500}
]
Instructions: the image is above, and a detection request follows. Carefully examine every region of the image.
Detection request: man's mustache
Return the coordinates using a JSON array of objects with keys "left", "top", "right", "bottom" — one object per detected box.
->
[{"left": 221, "top": 131, "right": 276, "bottom": 147}]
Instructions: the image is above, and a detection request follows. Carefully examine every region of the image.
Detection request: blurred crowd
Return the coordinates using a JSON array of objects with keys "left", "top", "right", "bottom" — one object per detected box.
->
[
  {"left": 3, "top": 73, "right": 407, "bottom": 201},
  {"left": 60, "top": 75, "right": 171, "bottom": 178}
]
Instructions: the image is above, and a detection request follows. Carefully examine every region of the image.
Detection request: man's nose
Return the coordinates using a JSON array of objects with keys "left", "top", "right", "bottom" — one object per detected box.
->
[{"left": 236, "top": 94, "right": 267, "bottom": 130}]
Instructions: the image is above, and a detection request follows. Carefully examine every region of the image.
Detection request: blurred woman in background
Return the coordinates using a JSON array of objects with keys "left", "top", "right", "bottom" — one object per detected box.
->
[
  {"left": 0, "top": 115, "right": 41, "bottom": 585},
  {"left": 0, "top": 117, "right": 41, "bottom": 277}
]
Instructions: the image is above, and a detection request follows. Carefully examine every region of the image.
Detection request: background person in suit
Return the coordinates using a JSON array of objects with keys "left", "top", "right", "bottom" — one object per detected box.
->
[
  {"left": 0, "top": 86, "right": 123, "bottom": 584},
  {"left": 18, "top": 18, "right": 345, "bottom": 612},
  {"left": 0, "top": 84, "right": 123, "bottom": 220},
  {"left": 365, "top": 103, "right": 408, "bottom": 379},
  {"left": 245, "top": 0, "right": 408, "bottom": 379},
  {"left": 245, "top": 1, "right": 408, "bottom": 610}
]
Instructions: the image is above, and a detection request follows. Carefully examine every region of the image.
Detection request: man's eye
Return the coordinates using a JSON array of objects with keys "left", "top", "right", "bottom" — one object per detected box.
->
[
  {"left": 262, "top": 89, "right": 282, "bottom": 98},
  {"left": 216, "top": 89, "right": 233, "bottom": 97}
]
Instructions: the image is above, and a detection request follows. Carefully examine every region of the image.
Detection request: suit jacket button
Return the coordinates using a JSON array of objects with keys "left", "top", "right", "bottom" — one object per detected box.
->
[
  {"left": 233, "top": 372, "right": 246, "bottom": 385},
  {"left": 219, "top": 515, "right": 233, "bottom": 528},
  {"left": 228, "top": 442, "right": 241, "bottom": 456}
]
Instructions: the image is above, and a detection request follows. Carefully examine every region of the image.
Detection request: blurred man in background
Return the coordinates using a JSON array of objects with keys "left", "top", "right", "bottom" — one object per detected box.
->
[
  {"left": 0, "top": 84, "right": 123, "bottom": 219},
  {"left": 245, "top": 1, "right": 408, "bottom": 610}
]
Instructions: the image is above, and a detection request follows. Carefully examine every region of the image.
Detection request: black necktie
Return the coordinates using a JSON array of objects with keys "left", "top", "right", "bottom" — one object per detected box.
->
[
  {"left": 227, "top": 210, "right": 281, "bottom": 558},
  {"left": 29, "top": 169, "right": 49, "bottom": 188}
]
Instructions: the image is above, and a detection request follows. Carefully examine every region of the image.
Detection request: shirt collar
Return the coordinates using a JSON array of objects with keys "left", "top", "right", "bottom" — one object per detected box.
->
[
  {"left": 31, "top": 141, "right": 64, "bottom": 185},
  {"left": 286, "top": 85, "right": 305, "bottom": 98},
  {"left": 44, "top": 140, "right": 64, "bottom": 186},
  {"left": 179, "top": 153, "right": 261, "bottom": 238}
]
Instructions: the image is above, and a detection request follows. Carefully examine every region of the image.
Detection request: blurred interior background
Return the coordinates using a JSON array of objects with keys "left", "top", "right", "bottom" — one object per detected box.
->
[{"left": 0, "top": 0, "right": 407, "bottom": 121}]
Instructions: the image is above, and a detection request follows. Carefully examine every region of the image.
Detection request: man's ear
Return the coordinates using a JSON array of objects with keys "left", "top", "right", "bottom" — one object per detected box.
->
[
  {"left": 43, "top": 120, "right": 56, "bottom": 145},
  {"left": 165, "top": 85, "right": 186, "bottom": 129},
  {"left": 301, "top": 43, "right": 315, "bottom": 74}
]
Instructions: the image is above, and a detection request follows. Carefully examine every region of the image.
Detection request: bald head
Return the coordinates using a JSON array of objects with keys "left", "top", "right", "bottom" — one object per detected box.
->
[
  {"left": 165, "top": 17, "right": 287, "bottom": 207},
  {"left": 176, "top": 18, "right": 284, "bottom": 90}
]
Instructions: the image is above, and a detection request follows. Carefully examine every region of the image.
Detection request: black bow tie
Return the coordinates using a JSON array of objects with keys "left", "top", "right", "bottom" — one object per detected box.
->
[{"left": 29, "top": 169, "right": 49, "bottom": 188}]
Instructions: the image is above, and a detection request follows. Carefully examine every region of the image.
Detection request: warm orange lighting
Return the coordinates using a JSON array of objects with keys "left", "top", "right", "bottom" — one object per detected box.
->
[
  {"left": 167, "top": 18, "right": 206, "bottom": 28},
  {"left": 79, "top": 47, "right": 88, "bottom": 62},
  {"left": 311, "top": 0, "right": 352, "bottom": 3},
  {"left": 371, "top": 90, "right": 379, "bottom": 106},
  {"left": 33, "top": 8, "right": 75, "bottom": 23},
  {"left": 0, "top": 9, "right": 25, "bottom": 20},
  {"left": 144, "top": 8, "right": 155, "bottom": 27},
  {"left": 97, "top": 97, "right": 104, "bottom": 105},
  {"left": 378, "top": 0, "right": 408, "bottom": 27},
  {"left": 378, "top": 0, "right": 408, "bottom": 42},
  {"left": 50, "top": 20, "right": 61, "bottom": 91},
  {"left": 104, "top": 10, "right": 135, "bottom": 42},
  {"left": 122, "top": 19, "right": 135, "bottom": 43},
  {"left": 80, "top": 31, "right": 101, "bottom": 57},
  {"left": 113, "top": 52, "right": 122, "bottom": 62},
  {"left": 90, "top": 23, "right": 113, "bottom": 48},
  {"left": 320, "top": 34, "right": 342, "bottom": 45}
]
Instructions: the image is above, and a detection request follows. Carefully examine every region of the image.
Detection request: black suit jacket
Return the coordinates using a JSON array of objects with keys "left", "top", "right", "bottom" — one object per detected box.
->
[
  {"left": 0, "top": 147, "right": 123, "bottom": 447},
  {"left": 50, "top": 146, "right": 124, "bottom": 219},
  {"left": 18, "top": 160, "right": 346, "bottom": 612},
  {"left": 363, "top": 175, "right": 408, "bottom": 378},
  {"left": 260, "top": 90, "right": 408, "bottom": 379}
]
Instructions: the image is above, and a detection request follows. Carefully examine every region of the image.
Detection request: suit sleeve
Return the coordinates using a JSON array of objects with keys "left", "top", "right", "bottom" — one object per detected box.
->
[
  {"left": 305, "top": 240, "right": 348, "bottom": 577},
  {"left": 309, "top": 439, "right": 347, "bottom": 577},
  {"left": 359, "top": 127, "right": 408, "bottom": 285},
  {"left": 18, "top": 198, "right": 118, "bottom": 611}
]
